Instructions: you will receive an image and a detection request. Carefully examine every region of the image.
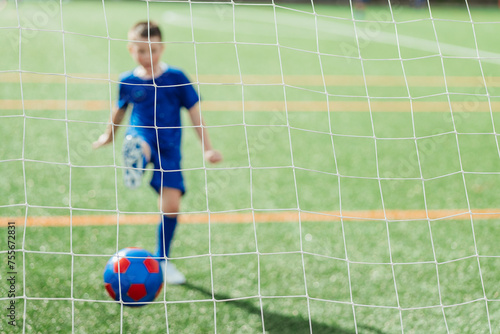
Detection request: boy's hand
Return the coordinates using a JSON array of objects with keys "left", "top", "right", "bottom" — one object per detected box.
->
[
  {"left": 92, "top": 133, "right": 113, "bottom": 149},
  {"left": 204, "top": 150, "right": 223, "bottom": 164}
]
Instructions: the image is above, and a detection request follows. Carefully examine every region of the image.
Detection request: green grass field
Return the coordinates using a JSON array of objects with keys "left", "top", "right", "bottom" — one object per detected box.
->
[{"left": 2, "top": 1, "right": 500, "bottom": 333}]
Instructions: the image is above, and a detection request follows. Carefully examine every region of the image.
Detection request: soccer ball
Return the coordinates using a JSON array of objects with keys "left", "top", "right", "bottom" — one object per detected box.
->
[{"left": 103, "top": 248, "right": 163, "bottom": 307}]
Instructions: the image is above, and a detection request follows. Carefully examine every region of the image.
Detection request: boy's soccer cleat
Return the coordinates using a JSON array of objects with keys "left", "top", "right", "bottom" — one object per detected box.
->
[
  {"left": 122, "top": 135, "right": 144, "bottom": 189},
  {"left": 160, "top": 260, "right": 186, "bottom": 285}
]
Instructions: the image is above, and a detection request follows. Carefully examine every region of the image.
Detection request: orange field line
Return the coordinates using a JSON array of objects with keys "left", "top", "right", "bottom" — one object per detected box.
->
[
  {"left": 1, "top": 73, "right": 500, "bottom": 87},
  {"left": 2, "top": 100, "right": 499, "bottom": 113},
  {"left": 1, "top": 209, "right": 499, "bottom": 227}
]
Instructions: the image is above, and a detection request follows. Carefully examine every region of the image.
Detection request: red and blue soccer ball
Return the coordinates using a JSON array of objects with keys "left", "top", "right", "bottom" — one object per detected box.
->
[{"left": 104, "top": 248, "right": 163, "bottom": 307}]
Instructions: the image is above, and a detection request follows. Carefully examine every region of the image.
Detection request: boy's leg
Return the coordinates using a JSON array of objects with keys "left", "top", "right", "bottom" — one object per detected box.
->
[
  {"left": 156, "top": 187, "right": 181, "bottom": 258},
  {"left": 156, "top": 187, "right": 185, "bottom": 284},
  {"left": 122, "top": 135, "right": 151, "bottom": 189}
]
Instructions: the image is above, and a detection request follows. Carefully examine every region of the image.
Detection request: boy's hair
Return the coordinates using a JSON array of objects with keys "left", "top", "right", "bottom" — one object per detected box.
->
[{"left": 129, "top": 21, "right": 162, "bottom": 41}]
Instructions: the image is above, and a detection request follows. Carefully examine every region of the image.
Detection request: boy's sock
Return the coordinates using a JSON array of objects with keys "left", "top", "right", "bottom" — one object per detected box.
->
[{"left": 156, "top": 215, "right": 178, "bottom": 259}]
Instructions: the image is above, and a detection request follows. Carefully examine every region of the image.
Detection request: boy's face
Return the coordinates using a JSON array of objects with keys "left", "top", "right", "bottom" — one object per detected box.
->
[{"left": 128, "top": 35, "right": 164, "bottom": 72}]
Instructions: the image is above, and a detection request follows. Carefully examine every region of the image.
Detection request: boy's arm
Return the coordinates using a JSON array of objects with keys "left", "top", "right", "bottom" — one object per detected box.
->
[
  {"left": 188, "top": 102, "right": 222, "bottom": 164},
  {"left": 92, "top": 105, "right": 127, "bottom": 149}
]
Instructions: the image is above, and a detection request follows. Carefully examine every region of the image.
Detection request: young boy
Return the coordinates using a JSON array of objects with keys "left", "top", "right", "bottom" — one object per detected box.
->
[{"left": 93, "top": 21, "right": 222, "bottom": 284}]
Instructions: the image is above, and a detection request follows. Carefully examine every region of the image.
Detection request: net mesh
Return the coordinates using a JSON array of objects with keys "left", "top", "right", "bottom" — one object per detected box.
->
[{"left": 1, "top": 0, "right": 500, "bottom": 332}]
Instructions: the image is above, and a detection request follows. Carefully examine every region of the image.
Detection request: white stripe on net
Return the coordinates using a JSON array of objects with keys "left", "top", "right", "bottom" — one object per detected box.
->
[
  {"left": 272, "top": 0, "right": 316, "bottom": 333},
  {"left": 6, "top": 114, "right": 500, "bottom": 143},
  {"left": 229, "top": 0, "right": 267, "bottom": 332},
  {"left": 3, "top": 68, "right": 500, "bottom": 95},
  {"left": 5, "top": 72, "right": 500, "bottom": 100},
  {"left": 2, "top": 292, "right": 496, "bottom": 312},
  {"left": 349, "top": 0, "right": 406, "bottom": 331},
  {"left": 0, "top": 294, "right": 496, "bottom": 314},
  {"left": 5, "top": 15, "right": 500, "bottom": 29},
  {"left": 387, "top": 1, "right": 449, "bottom": 331},
  {"left": 5, "top": 247, "right": 500, "bottom": 267},
  {"left": 311, "top": 0, "right": 359, "bottom": 332},
  {"left": 56, "top": 0, "right": 77, "bottom": 331},
  {"left": 271, "top": 1, "right": 314, "bottom": 333},
  {"left": 97, "top": 0, "right": 125, "bottom": 331},
  {"left": 6, "top": 202, "right": 500, "bottom": 221},
  {"left": 427, "top": 1, "right": 492, "bottom": 333},
  {"left": 4, "top": 114, "right": 500, "bottom": 141},
  {"left": 185, "top": 0, "right": 220, "bottom": 332},
  {"left": 13, "top": 0, "right": 29, "bottom": 332},
  {"left": 464, "top": 0, "right": 496, "bottom": 331}
]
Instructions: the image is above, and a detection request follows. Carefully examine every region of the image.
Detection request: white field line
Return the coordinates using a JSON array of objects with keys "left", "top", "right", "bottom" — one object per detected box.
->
[{"left": 162, "top": 9, "right": 500, "bottom": 64}]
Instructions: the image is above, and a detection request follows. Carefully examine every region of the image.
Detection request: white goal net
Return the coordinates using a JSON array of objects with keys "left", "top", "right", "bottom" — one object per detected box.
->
[{"left": 1, "top": 0, "right": 500, "bottom": 333}]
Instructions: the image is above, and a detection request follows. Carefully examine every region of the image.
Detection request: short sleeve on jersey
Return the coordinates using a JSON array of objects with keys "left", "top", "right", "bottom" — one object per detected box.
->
[
  {"left": 117, "top": 81, "right": 130, "bottom": 109},
  {"left": 177, "top": 72, "right": 199, "bottom": 110}
]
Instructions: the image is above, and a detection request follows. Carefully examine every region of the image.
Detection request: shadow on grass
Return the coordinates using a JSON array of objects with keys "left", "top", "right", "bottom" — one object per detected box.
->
[{"left": 183, "top": 282, "right": 385, "bottom": 334}]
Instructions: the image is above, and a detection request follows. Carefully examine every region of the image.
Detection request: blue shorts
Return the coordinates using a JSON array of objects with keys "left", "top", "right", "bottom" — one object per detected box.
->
[{"left": 127, "top": 130, "right": 185, "bottom": 195}]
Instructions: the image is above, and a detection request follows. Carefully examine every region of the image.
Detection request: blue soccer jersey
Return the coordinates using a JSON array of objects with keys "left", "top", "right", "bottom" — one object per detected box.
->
[
  {"left": 117, "top": 64, "right": 199, "bottom": 151},
  {"left": 117, "top": 64, "right": 199, "bottom": 193}
]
